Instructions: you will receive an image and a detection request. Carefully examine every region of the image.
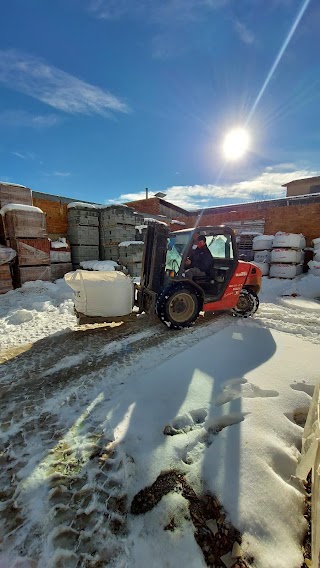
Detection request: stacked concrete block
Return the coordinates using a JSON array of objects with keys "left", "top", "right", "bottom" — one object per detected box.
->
[
  {"left": 135, "top": 218, "right": 167, "bottom": 242},
  {"left": 67, "top": 204, "right": 100, "bottom": 268},
  {"left": 99, "top": 205, "right": 143, "bottom": 261},
  {"left": 269, "top": 232, "right": 306, "bottom": 278},
  {"left": 50, "top": 239, "right": 73, "bottom": 281},
  {"left": 0, "top": 205, "right": 51, "bottom": 286},
  {"left": 118, "top": 241, "right": 144, "bottom": 277}
]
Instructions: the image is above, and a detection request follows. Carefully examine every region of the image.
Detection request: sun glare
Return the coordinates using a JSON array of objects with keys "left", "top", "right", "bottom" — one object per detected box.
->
[{"left": 223, "top": 128, "right": 250, "bottom": 160}]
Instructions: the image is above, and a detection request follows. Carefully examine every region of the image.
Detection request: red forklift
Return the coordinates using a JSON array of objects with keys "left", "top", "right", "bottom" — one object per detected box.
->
[{"left": 136, "top": 223, "right": 262, "bottom": 329}]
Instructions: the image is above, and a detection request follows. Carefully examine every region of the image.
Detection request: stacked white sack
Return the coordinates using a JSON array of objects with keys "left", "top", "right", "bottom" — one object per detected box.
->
[
  {"left": 270, "top": 232, "right": 305, "bottom": 279},
  {"left": 309, "top": 238, "right": 320, "bottom": 276},
  {"left": 252, "top": 235, "right": 274, "bottom": 276}
]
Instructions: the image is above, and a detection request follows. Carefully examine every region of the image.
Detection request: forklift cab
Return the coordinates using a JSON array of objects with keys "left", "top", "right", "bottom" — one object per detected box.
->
[{"left": 165, "top": 226, "right": 238, "bottom": 300}]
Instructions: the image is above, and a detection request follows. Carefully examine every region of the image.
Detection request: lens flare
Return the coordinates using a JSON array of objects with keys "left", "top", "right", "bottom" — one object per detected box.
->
[{"left": 222, "top": 128, "right": 250, "bottom": 160}]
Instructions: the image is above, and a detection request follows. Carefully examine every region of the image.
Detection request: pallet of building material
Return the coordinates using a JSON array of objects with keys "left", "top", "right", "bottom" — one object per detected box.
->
[
  {"left": 8, "top": 238, "right": 50, "bottom": 266},
  {"left": 100, "top": 225, "right": 136, "bottom": 242},
  {"left": 100, "top": 245, "right": 119, "bottom": 261},
  {"left": 68, "top": 225, "right": 99, "bottom": 246},
  {"left": 50, "top": 250, "right": 72, "bottom": 263},
  {"left": 118, "top": 241, "right": 144, "bottom": 264},
  {"left": 14, "top": 265, "right": 52, "bottom": 286},
  {"left": 51, "top": 263, "right": 73, "bottom": 281},
  {"left": 1, "top": 205, "right": 47, "bottom": 239},
  {"left": 67, "top": 208, "right": 99, "bottom": 227},
  {"left": 0, "top": 263, "right": 14, "bottom": 294},
  {"left": 123, "top": 261, "right": 142, "bottom": 277},
  {"left": 71, "top": 245, "right": 99, "bottom": 264},
  {"left": 0, "top": 183, "right": 33, "bottom": 208},
  {"left": 100, "top": 206, "right": 143, "bottom": 227},
  {"left": 238, "top": 232, "right": 262, "bottom": 251}
]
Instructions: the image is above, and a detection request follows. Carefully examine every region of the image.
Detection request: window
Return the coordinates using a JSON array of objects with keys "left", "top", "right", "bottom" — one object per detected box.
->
[{"left": 206, "top": 235, "right": 234, "bottom": 259}]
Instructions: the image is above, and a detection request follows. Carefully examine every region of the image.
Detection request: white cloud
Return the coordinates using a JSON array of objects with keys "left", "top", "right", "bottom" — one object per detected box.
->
[
  {"left": 53, "top": 171, "right": 71, "bottom": 177},
  {"left": 0, "top": 50, "right": 129, "bottom": 116},
  {"left": 234, "top": 20, "right": 255, "bottom": 45},
  {"left": 110, "top": 164, "right": 318, "bottom": 210},
  {"left": 12, "top": 152, "right": 26, "bottom": 159},
  {"left": 12, "top": 151, "right": 37, "bottom": 160},
  {"left": 89, "top": 0, "right": 227, "bottom": 21},
  {"left": 0, "top": 110, "right": 60, "bottom": 128}
]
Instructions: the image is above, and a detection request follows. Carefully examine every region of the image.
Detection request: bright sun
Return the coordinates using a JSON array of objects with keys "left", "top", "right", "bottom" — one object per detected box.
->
[{"left": 222, "top": 128, "right": 250, "bottom": 160}]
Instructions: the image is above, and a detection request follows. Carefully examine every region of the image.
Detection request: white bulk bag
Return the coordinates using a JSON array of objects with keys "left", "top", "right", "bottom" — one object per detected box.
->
[
  {"left": 308, "top": 261, "right": 320, "bottom": 277},
  {"left": 269, "top": 263, "right": 303, "bottom": 279},
  {"left": 312, "top": 237, "right": 320, "bottom": 251},
  {"left": 254, "top": 250, "right": 271, "bottom": 263},
  {"left": 252, "top": 235, "right": 274, "bottom": 251},
  {"left": 271, "top": 248, "right": 304, "bottom": 264},
  {"left": 272, "top": 232, "right": 306, "bottom": 249},
  {"left": 252, "top": 261, "right": 269, "bottom": 276},
  {"left": 64, "top": 270, "right": 134, "bottom": 317}
]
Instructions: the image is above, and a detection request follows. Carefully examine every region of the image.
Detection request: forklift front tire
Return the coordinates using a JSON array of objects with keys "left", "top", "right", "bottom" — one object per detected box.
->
[{"left": 156, "top": 285, "right": 200, "bottom": 330}]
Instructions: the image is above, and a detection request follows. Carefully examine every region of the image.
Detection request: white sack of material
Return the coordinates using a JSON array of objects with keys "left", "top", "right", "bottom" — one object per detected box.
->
[
  {"left": 254, "top": 250, "right": 271, "bottom": 263},
  {"left": 312, "top": 237, "right": 320, "bottom": 251},
  {"left": 269, "top": 263, "right": 303, "bottom": 279},
  {"left": 252, "top": 235, "right": 274, "bottom": 251},
  {"left": 252, "top": 261, "right": 269, "bottom": 276},
  {"left": 308, "top": 260, "right": 320, "bottom": 277},
  {"left": 273, "top": 232, "right": 306, "bottom": 249},
  {"left": 271, "top": 248, "right": 304, "bottom": 264},
  {"left": 64, "top": 270, "right": 134, "bottom": 317}
]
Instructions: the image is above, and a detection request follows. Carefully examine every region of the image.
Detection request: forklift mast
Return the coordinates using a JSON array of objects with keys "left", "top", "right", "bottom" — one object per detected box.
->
[
  {"left": 140, "top": 223, "right": 169, "bottom": 292},
  {"left": 136, "top": 223, "right": 169, "bottom": 314}
]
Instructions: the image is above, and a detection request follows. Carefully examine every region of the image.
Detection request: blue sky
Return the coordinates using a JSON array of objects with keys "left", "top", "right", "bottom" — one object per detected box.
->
[{"left": 0, "top": 0, "right": 318, "bottom": 210}]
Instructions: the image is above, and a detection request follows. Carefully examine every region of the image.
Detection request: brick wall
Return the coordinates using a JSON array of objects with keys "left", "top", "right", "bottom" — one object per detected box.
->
[
  {"left": 32, "top": 193, "right": 320, "bottom": 246},
  {"left": 125, "top": 197, "right": 161, "bottom": 216},
  {"left": 184, "top": 197, "right": 320, "bottom": 246}
]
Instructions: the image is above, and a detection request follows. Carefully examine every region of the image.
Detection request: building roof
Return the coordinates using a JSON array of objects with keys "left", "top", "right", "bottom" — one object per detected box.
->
[{"left": 281, "top": 175, "right": 320, "bottom": 187}]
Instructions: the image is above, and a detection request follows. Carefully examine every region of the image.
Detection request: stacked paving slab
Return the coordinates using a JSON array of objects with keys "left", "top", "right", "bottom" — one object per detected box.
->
[
  {"left": 0, "top": 184, "right": 51, "bottom": 286},
  {"left": 99, "top": 205, "right": 144, "bottom": 262},
  {"left": 68, "top": 204, "right": 100, "bottom": 269}
]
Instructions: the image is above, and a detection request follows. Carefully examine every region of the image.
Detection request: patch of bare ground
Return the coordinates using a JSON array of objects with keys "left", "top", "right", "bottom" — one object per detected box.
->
[{"left": 131, "top": 470, "right": 251, "bottom": 568}]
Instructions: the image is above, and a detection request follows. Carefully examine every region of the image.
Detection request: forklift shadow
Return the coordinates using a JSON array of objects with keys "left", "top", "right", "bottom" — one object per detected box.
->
[{"left": 108, "top": 323, "right": 277, "bottom": 514}]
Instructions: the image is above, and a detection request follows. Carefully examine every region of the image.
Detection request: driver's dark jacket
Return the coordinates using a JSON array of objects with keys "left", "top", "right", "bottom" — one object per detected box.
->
[{"left": 188, "top": 245, "right": 213, "bottom": 274}]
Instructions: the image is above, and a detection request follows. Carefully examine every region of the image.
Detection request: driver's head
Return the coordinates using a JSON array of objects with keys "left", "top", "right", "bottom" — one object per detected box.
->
[{"left": 197, "top": 235, "right": 206, "bottom": 249}]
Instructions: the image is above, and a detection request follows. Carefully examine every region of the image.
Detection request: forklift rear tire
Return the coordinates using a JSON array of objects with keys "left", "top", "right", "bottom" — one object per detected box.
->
[
  {"left": 156, "top": 285, "right": 200, "bottom": 330},
  {"left": 231, "top": 288, "right": 259, "bottom": 318}
]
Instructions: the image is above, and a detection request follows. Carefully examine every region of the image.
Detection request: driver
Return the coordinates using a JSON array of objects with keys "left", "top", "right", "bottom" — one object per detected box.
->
[{"left": 184, "top": 235, "right": 213, "bottom": 280}]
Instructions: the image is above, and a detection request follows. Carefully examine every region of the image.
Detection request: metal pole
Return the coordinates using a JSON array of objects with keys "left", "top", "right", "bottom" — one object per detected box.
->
[{"left": 146, "top": 187, "right": 149, "bottom": 200}]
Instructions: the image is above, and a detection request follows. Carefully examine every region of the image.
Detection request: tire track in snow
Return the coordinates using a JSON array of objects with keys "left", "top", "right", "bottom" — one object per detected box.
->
[
  {"left": 255, "top": 301, "right": 320, "bottom": 344},
  {"left": 0, "top": 312, "right": 233, "bottom": 566}
]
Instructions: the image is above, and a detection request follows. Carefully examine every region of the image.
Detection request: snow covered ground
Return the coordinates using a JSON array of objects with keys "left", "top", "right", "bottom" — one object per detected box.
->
[{"left": 0, "top": 274, "right": 320, "bottom": 567}]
